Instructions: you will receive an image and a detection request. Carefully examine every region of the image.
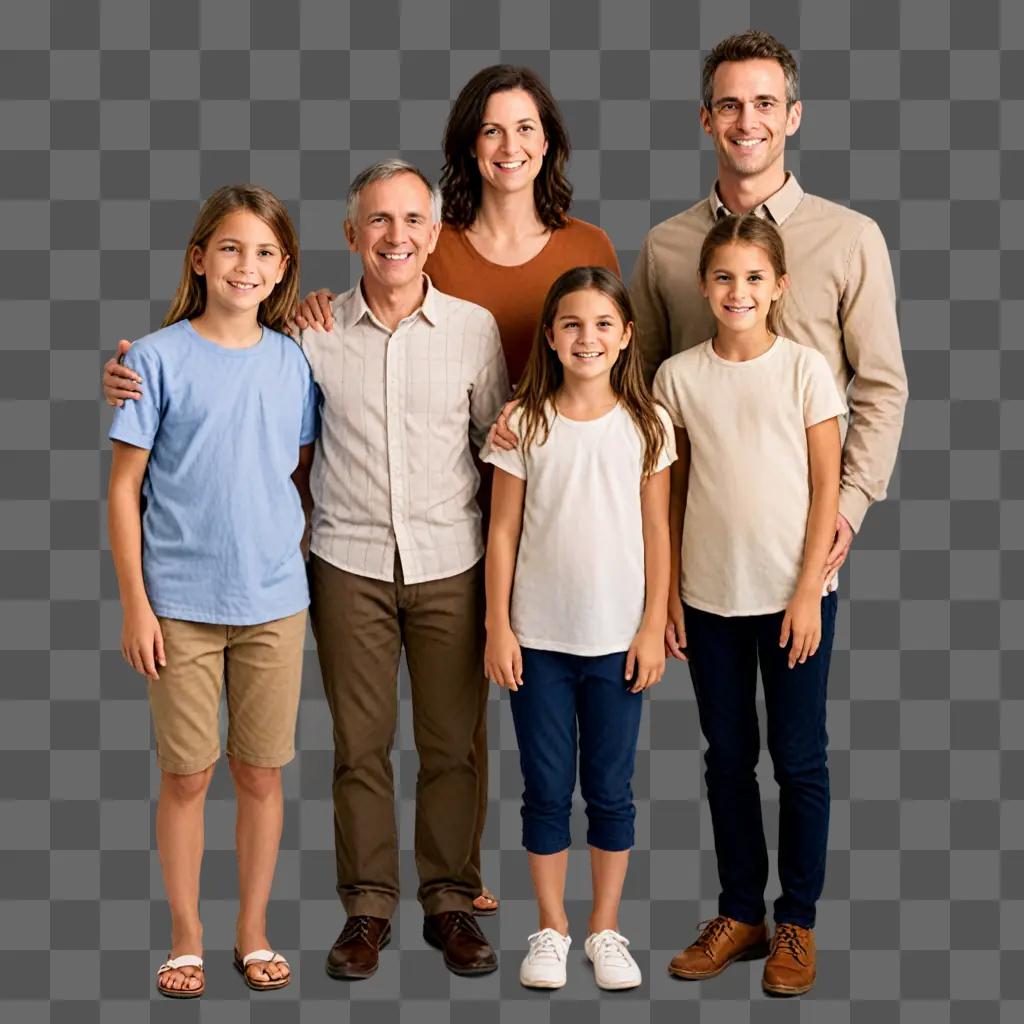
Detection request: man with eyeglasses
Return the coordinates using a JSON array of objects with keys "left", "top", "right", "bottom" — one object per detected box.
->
[{"left": 631, "top": 30, "right": 907, "bottom": 995}]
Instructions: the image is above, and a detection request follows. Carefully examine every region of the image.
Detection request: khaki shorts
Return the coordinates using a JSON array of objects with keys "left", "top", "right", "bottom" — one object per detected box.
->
[{"left": 148, "top": 610, "right": 307, "bottom": 775}]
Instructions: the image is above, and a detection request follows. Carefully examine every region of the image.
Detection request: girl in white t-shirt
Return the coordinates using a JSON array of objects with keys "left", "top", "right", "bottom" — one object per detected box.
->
[
  {"left": 653, "top": 214, "right": 846, "bottom": 996},
  {"left": 481, "top": 266, "right": 675, "bottom": 991}
]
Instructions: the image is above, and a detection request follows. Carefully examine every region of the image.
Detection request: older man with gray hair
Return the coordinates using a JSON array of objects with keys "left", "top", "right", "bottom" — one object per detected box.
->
[
  {"left": 100, "top": 160, "right": 507, "bottom": 978},
  {"left": 300, "top": 160, "right": 508, "bottom": 979}
]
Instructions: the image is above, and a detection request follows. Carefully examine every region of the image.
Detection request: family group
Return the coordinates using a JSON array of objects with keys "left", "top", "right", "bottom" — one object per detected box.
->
[{"left": 102, "top": 30, "right": 908, "bottom": 998}]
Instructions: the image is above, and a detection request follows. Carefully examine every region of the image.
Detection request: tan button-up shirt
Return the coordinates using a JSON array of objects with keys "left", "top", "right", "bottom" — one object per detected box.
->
[
  {"left": 630, "top": 173, "right": 908, "bottom": 532},
  {"left": 301, "top": 276, "right": 510, "bottom": 584}
]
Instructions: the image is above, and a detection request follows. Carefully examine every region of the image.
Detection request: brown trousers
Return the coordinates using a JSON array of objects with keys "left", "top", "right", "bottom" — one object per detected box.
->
[{"left": 308, "top": 553, "right": 487, "bottom": 918}]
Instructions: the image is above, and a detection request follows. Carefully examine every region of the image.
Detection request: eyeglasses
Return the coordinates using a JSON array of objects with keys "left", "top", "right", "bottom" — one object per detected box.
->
[{"left": 709, "top": 100, "right": 787, "bottom": 121}]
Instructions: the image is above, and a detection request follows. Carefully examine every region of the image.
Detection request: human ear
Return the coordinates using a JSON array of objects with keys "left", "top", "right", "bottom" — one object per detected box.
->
[
  {"left": 343, "top": 221, "right": 358, "bottom": 254},
  {"left": 275, "top": 252, "right": 290, "bottom": 285},
  {"left": 190, "top": 245, "right": 205, "bottom": 276},
  {"left": 620, "top": 321, "right": 633, "bottom": 349},
  {"left": 785, "top": 100, "right": 802, "bottom": 137}
]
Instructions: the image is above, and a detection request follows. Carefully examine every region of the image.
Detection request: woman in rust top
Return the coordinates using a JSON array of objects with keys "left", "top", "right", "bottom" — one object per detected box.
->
[{"left": 295, "top": 65, "right": 621, "bottom": 916}]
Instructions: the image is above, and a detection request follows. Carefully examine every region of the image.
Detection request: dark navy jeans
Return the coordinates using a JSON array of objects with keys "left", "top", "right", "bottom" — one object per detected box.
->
[
  {"left": 684, "top": 593, "right": 837, "bottom": 928},
  {"left": 509, "top": 647, "right": 644, "bottom": 855}
]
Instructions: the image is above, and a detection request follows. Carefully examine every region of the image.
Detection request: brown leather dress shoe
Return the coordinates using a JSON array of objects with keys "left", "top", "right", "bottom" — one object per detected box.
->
[
  {"left": 423, "top": 911, "right": 498, "bottom": 976},
  {"left": 326, "top": 915, "right": 391, "bottom": 980},
  {"left": 668, "top": 916, "right": 770, "bottom": 980},
  {"left": 762, "top": 923, "right": 815, "bottom": 996}
]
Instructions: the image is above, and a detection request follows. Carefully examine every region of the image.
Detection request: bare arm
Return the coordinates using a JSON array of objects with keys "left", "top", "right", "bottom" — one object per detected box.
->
[
  {"left": 665, "top": 427, "right": 690, "bottom": 660},
  {"left": 291, "top": 443, "right": 315, "bottom": 559},
  {"left": 108, "top": 441, "right": 164, "bottom": 679},
  {"left": 483, "top": 467, "right": 526, "bottom": 691},
  {"left": 780, "top": 417, "right": 842, "bottom": 668},
  {"left": 627, "top": 464, "right": 671, "bottom": 691}
]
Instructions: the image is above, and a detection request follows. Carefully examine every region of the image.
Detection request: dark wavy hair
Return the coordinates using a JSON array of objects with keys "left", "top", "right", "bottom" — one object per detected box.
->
[
  {"left": 515, "top": 267, "right": 667, "bottom": 477},
  {"left": 440, "top": 65, "right": 573, "bottom": 230}
]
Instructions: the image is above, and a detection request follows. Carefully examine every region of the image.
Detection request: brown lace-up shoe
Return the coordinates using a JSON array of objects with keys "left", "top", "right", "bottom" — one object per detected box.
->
[
  {"left": 762, "top": 923, "right": 815, "bottom": 996},
  {"left": 667, "top": 916, "right": 770, "bottom": 980},
  {"left": 326, "top": 915, "right": 391, "bottom": 980},
  {"left": 423, "top": 911, "right": 498, "bottom": 976}
]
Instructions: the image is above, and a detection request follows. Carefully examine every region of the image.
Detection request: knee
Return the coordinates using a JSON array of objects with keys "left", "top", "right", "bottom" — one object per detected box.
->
[
  {"left": 230, "top": 759, "right": 282, "bottom": 801},
  {"left": 704, "top": 739, "right": 759, "bottom": 780},
  {"left": 162, "top": 764, "right": 214, "bottom": 802},
  {"left": 769, "top": 743, "right": 828, "bottom": 787}
]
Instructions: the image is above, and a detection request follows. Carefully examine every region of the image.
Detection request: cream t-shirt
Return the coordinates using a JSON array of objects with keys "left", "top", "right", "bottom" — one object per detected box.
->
[
  {"left": 653, "top": 336, "right": 847, "bottom": 617},
  {"left": 481, "top": 402, "right": 676, "bottom": 656}
]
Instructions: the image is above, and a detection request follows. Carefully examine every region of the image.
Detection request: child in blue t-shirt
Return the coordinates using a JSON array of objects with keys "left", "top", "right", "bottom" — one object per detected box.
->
[{"left": 107, "top": 185, "right": 319, "bottom": 998}]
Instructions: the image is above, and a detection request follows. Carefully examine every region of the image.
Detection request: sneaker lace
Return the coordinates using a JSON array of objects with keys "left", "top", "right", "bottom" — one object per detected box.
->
[
  {"left": 526, "top": 930, "right": 566, "bottom": 965},
  {"left": 694, "top": 916, "right": 734, "bottom": 960},
  {"left": 771, "top": 924, "right": 808, "bottom": 965},
  {"left": 590, "top": 930, "right": 632, "bottom": 967}
]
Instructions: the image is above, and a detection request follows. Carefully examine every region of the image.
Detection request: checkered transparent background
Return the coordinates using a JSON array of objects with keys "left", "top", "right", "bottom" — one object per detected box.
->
[{"left": 1, "top": 0, "right": 1021, "bottom": 1020}]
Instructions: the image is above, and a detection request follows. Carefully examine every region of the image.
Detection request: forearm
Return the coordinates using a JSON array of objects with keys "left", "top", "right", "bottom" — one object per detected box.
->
[
  {"left": 639, "top": 468, "right": 671, "bottom": 631},
  {"left": 108, "top": 484, "right": 150, "bottom": 609},
  {"left": 796, "top": 485, "right": 838, "bottom": 594},
  {"left": 839, "top": 383, "right": 908, "bottom": 530},
  {"left": 484, "top": 526, "right": 518, "bottom": 631},
  {"left": 799, "top": 426, "right": 842, "bottom": 595},
  {"left": 641, "top": 519, "right": 671, "bottom": 632},
  {"left": 667, "top": 429, "right": 689, "bottom": 600}
]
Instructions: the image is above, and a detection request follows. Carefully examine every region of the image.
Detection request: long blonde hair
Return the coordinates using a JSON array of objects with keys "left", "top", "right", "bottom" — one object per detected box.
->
[
  {"left": 162, "top": 184, "right": 300, "bottom": 333},
  {"left": 515, "top": 266, "right": 667, "bottom": 477}
]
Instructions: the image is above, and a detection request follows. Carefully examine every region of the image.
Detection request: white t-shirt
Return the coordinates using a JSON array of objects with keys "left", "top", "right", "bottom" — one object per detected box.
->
[
  {"left": 653, "top": 336, "right": 848, "bottom": 617},
  {"left": 481, "top": 402, "right": 676, "bottom": 656}
]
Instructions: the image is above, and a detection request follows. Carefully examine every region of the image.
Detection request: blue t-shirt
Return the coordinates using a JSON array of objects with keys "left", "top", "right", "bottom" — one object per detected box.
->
[{"left": 109, "top": 319, "right": 320, "bottom": 625}]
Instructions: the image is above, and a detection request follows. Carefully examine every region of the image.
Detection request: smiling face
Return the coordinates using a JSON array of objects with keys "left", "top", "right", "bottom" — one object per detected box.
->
[
  {"left": 700, "top": 240, "right": 787, "bottom": 339},
  {"left": 700, "top": 58, "right": 801, "bottom": 182},
  {"left": 344, "top": 171, "right": 440, "bottom": 295},
  {"left": 474, "top": 88, "right": 549, "bottom": 197},
  {"left": 190, "top": 209, "right": 288, "bottom": 316},
  {"left": 545, "top": 287, "right": 632, "bottom": 382}
]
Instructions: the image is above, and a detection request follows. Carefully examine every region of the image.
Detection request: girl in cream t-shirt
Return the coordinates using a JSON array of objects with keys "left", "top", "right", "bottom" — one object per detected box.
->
[{"left": 653, "top": 213, "right": 846, "bottom": 997}]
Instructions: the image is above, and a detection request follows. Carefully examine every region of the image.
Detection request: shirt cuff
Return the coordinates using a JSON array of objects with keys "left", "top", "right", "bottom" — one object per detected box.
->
[{"left": 838, "top": 486, "right": 871, "bottom": 534}]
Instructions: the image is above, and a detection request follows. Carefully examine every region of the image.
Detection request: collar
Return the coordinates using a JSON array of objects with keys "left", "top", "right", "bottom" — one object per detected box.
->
[
  {"left": 709, "top": 172, "right": 805, "bottom": 226},
  {"left": 340, "top": 274, "right": 441, "bottom": 330}
]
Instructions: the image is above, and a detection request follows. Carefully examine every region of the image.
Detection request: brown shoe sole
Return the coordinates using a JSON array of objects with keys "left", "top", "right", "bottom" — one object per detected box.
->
[
  {"left": 668, "top": 939, "right": 770, "bottom": 980},
  {"left": 762, "top": 973, "right": 815, "bottom": 996},
  {"left": 325, "top": 932, "right": 391, "bottom": 980}
]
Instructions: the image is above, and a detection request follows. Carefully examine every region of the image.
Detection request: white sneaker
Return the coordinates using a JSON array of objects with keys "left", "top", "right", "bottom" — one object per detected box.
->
[
  {"left": 519, "top": 928, "right": 571, "bottom": 989},
  {"left": 584, "top": 929, "right": 642, "bottom": 990}
]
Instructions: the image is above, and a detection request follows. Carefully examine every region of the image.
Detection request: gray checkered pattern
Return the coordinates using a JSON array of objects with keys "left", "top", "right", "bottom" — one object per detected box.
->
[{"left": 1, "top": 0, "right": 1019, "bottom": 1019}]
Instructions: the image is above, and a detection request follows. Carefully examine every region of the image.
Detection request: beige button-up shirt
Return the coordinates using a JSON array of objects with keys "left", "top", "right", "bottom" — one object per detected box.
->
[
  {"left": 630, "top": 173, "right": 908, "bottom": 532},
  {"left": 301, "top": 276, "right": 510, "bottom": 584}
]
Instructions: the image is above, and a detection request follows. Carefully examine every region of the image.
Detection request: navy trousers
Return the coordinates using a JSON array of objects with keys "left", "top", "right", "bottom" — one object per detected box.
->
[
  {"left": 509, "top": 647, "right": 644, "bottom": 855},
  {"left": 684, "top": 593, "right": 837, "bottom": 928}
]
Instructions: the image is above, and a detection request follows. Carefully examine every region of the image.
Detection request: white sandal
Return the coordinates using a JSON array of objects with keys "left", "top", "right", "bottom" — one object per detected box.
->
[
  {"left": 156, "top": 953, "right": 205, "bottom": 998},
  {"left": 233, "top": 947, "right": 291, "bottom": 991}
]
